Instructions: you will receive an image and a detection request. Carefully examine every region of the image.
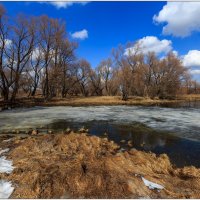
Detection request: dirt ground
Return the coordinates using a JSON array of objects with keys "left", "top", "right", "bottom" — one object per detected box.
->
[{"left": 1, "top": 132, "right": 200, "bottom": 198}]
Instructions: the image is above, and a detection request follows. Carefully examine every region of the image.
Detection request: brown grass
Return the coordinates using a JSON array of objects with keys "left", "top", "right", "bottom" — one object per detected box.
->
[
  {"left": 176, "top": 94, "right": 200, "bottom": 101},
  {"left": 1, "top": 132, "right": 200, "bottom": 198},
  {"left": 18, "top": 94, "right": 200, "bottom": 107},
  {"left": 1, "top": 94, "right": 200, "bottom": 109}
]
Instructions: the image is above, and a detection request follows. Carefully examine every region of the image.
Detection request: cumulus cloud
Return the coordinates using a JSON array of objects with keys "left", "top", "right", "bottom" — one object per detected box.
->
[
  {"left": 0, "top": 39, "right": 12, "bottom": 48},
  {"left": 190, "top": 69, "right": 200, "bottom": 75},
  {"left": 153, "top": 2, "right": 200, "bottom": 37},
  {"left": 182, "top": 50, "right": 200, "bottom": 67},
  {"left": 31, "top": 48, "right": 40, "bottom": 60},
  {"left": 5, "top": 39, "right": 12, "bottom": 47},
  {"left": 47, "top": 1, "right": 88, "bottom": 9},
  {"left": 125, "top": 36, "right": 172, "bottom": 56},
  {"left": 172, "top": 50, "right": 178, "bottom": 57},
  {"left": 71, "top": 29, "right": 88, "bottom": 40}
]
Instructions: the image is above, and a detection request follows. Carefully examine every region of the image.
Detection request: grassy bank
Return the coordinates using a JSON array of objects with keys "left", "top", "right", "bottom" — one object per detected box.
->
[
  {"left": 34, "top": 94, "right": 200, "bottom": 106},
  {"left": 0, "top": 131, "right": 200, "bottom": 198},
  {"left": 1, "top": 94, "right": 200, "bottom": 109}
]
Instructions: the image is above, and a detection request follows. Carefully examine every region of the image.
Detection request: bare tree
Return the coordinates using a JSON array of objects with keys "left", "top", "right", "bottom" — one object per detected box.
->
[
  {"left": 0, "top": 4, "right": 195, "bottom": 102},
  {"left": 75, "top": 59, "right": 91, "bottom": 97},
  {"left": 0, "top": 5, "right": 10, "bottom": 101},
  {"left": 25, "top": 47, "right": 43, "bottom": 96},
  {"left": 59, "top": 40, "right": 77, "bottom": 98},
  {"left": 159, "top": 52, "right": 187, "bottom": 99},
  {"left": 89, "top": 68, "right": 104, "bottom": 96},
  {"left": 112, "top": 44, "right": 137, "bottom": 100},
  {"left": 6, "top": 15, "right": 36, "bottom": 101},
  {"left": 39, "top": 16, "right": 59, "bottom": 99},
  {"left": 97, "top": 58, "right": 113, "bottom": 95}
]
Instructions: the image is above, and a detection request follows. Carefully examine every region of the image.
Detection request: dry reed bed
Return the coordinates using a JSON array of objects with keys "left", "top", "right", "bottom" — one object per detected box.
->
[{"left": 0, "top": 132, "right": 200, "bottom": 198}]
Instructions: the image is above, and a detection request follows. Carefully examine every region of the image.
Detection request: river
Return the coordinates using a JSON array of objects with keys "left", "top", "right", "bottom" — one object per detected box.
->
[{"left": 0, "top": 103, "right": 200, "bottom": 167}]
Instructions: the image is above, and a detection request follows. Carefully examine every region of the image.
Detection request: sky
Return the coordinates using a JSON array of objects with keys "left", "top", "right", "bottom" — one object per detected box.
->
[{"left": 1, "top": 1, "right": 200, "bottom": 81}]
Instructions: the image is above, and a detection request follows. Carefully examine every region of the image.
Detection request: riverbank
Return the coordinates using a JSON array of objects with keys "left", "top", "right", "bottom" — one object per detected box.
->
[
  {"left": 0, "top": 131, "right": 200, "bottom": 198},
  {"left": 1, "top": 94, "right": 200, "bottom": 109},
  {"left": 41, "top": 94, "right": 200, "bottom": 106}
]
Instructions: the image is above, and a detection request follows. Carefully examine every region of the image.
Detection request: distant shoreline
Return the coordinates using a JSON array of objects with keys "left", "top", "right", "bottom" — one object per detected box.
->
[{"left": 1, "top": 94, "right": 200, "bottom": 110}]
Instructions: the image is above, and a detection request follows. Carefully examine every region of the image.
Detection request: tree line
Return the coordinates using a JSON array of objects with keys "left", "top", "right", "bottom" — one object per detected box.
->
[{"left": 0, "top": 5, "right": 199, "bottom": 102}]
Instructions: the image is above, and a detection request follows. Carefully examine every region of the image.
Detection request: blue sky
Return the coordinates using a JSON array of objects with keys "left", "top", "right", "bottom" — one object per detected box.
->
[{"left": 1, "top": 1, "right": 200, "bottom": 81}]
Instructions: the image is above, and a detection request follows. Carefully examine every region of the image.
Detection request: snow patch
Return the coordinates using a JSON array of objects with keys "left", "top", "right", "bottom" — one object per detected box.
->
[
  {"left": 0, "top": 148, "right": 10, "bottom": 155},
  {"left": 0, "top": 156, "right": 14, "bottom": 174},
  {"left": 142, "top": 177, "right": 164, "bottom": 190},
  {"left": 118, "top": 148, "right": 126, "bottom": 152},
  {"left": 0, "top": 180, "right": 14, "bottom": 198},
  {"left": 0, "top": 148, "right": 14, "bottom": 174},
  {"left": 2, "top": 138, "right": 12, "bottom": 143}
]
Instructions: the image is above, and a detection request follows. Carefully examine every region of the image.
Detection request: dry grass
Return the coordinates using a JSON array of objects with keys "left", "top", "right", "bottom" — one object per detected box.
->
[
  {"left": 26, "top": 94, "right": 200, "bottom": 107},
  {"left": 1, "top": 132, "right": 200, "bottom": 198},
  {"left": 1, "top": 94, "right": 200, "bottom": 109},
  {"left": 176, "top": 94, "right": 200, "bottom": 101}
]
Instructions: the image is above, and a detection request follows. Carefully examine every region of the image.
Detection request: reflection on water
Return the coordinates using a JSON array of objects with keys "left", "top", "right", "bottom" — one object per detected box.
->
[
  {"left": 0, "top": 103, "right": 200, "bottom": 168},
  {"left": 160, "top": 100, "right": 200, "bottom": 108},
  {"left": 46, "top": 120, "right": 200, "bottom": 168},
  {"left": 1, "top": 105, "right": 200, "bottom": 141}
]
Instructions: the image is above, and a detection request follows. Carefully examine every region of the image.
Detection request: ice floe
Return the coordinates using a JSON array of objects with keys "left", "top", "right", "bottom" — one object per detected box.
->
[
  {"left": 141, "top": 177, "right": 164, "bottom": 190},
  {"left": 0, "top": 180, "right": 14, "bottom": 198}
]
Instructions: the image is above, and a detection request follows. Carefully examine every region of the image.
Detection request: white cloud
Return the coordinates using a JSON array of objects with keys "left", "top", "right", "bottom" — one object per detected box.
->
[
  {"left": 31, "top": 48, "right": 41, "bottom": 60},
  {"left": 0, "top": 39, "right": 12, "bottom": 48},
  {"left": 153, "top": 2, "right": 200, "bottom": 37},
  {"left": 46, "top": 1, "right": 88, "bottom": 9},
  {"left": 190, "top": 69, "right": 200, "bottom": 75},
  {"left": 172, "top": 50, "right": 178, "bottom": 57},
  {"left": 125, "top": 36, "right": 172, "bottom": 56},
  {"left": 182, "top": 50, "right": 200, "bottom": 67},
  {"left": 5, "top": 39, "right": 12, "bottom": 47},
  {"left": 71, "top": 29, "right": 88, "bottom": 40}
]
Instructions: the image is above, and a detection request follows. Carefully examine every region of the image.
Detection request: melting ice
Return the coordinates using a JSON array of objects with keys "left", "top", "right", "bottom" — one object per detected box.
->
[{"left": 0, "top": 105, "right": 200, "bottom": 141}]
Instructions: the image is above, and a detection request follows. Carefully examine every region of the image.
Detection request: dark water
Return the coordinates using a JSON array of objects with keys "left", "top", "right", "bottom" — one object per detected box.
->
[
  {"left": 0, "top": 101, "right": 200, "bottom": 168},
  {"left": 160, "top": 100, "right": 200, "bottom": 109},
  {"left": 43, "top": 119, "right": 200, "bottom": 168}
]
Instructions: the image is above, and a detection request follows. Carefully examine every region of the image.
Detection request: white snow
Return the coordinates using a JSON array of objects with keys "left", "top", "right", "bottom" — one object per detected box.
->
[
  {"left": 0, "top": 156, "right": 14, "bottom": 174},
  {"left": 118, "top": 148, "right": 126, "bottom": 152},
  {"left": 2, "top": 139, "right": 12, "bottom": 143},
  {"left": 0, "top": 180, "right": 14, "bottom": 198},
  {"left": 0, "top": 150, "right": 14, "bottom": 198},
  {"left": 0, "top": 148, "right": 14, "bottom": 174},
  {"left": 0, "top": 148, "right": 10, "bottom": 155},
  {"left": 142, "top": 177, "right": 164, "bottom": 190}
]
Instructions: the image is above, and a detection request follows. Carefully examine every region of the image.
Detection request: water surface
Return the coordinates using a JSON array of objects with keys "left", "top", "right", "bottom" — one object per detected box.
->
[{"left": 0, "top": 104, "right": 200, "bottom": 167}]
